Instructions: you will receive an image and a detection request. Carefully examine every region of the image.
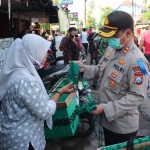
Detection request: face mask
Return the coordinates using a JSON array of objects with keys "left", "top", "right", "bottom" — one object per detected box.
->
[
  {"left": 108, "top": 31, "right": 127, "bottom": 49},
  {"left": 92, "top": 30, "right": 96, "bottom": 33},
  {"left": 26, "top": 52, "right": 43, "bottom": 70}
]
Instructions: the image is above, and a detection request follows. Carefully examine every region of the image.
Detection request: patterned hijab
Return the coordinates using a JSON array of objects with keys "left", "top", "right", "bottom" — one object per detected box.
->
[{"left": 0, "top": 34, "right": 51, "bottom": 101}]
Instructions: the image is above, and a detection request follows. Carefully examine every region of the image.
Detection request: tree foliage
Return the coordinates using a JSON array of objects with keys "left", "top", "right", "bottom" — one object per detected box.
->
[
  {"left": 142, "top": 5, "right": 150, "bottom": 23},
  {"left": 142, "top": 0, "right": 147, "bottom": 4},
  {"left": 146, "top": 5, "right": 150, "bottom": 20},
  {"left": 86, "top": 0, "right": 97, "bottom": 28},
  {"left": 97, "top": 7, "right": 112, "bottom": 29},
  {"left": 41, "top": 23, "right": 50, "bottom": 31}
]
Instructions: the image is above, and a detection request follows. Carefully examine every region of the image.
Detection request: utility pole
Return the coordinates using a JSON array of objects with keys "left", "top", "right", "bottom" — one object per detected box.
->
[
  {"left": 132, "top": 0, "right": 134, "bottom": 17},
  {"left": 84, "top": 0, "right": 87, "bottom": 28}
]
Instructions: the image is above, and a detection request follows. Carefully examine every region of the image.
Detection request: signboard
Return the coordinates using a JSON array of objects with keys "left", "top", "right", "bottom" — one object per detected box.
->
[
  {"left": 0, "top": 38, "right": 14, "bottom": 70},
  {"left": 68, "top": 12, "right": 78, "bottom": 21},
  {"left": 52, "top": 0, "right": 73, "bottom": 6},
  {"left": 31, "top": 18, "right": 49, "bottom": 23},
  {"left": 58, "top": 9, "right": 69, "bottom": 32}
]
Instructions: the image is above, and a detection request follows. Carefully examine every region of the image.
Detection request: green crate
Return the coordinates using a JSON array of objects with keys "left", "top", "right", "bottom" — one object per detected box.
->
[
  {"left": 101, "top": 136, "right": 150, "bottom": 150},
  {"left": 44, "top": 77, "right": 79, "bottom": 139}
]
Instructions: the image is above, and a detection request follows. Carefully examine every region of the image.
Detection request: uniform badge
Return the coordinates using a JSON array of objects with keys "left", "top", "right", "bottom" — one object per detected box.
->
[
  {"left": 106, "top": 52, "right": 111, "bottom": 57},
  {"left": 110, "top": 80, "right": 115, "bottom": 87},
  {"left": 123, "top": 46, "right": 130, "bottom": 54},
  {"left": 111, "top": 72, "right": 117, "bottom": 78},
  {"left": 133, "top": 66, "right": 141, "bottom": 72},
  {"left": 118, "top": 59, "right": 126, "bottom": 65},
  {"left": 101, "top": 63, "right": 104, "bottom": 68},
  {"left": 134, "top": 72, "right": 143, "bottom": 85},
  {"left": 104, "top": 17, "right": 109, "bottom": 25}
]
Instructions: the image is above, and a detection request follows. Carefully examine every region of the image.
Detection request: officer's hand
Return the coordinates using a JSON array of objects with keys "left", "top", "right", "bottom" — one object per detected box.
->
[
  {"left": 73, "top": 61, "right": 84, "bottom": 72},
  {"left": 59, "top": 82, "right": 74, "bottom": 94},
  {"left": 92, "top": 104, "right": 104, "bottom": 115}
]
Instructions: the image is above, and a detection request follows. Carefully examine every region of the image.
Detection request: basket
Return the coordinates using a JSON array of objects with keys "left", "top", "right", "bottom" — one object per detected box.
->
[
  {"left": 44, "top": 77, "right": 79, "bottom": 139},
  {"left": 98, "top": 136, "right": 150, "bottom": 150}
]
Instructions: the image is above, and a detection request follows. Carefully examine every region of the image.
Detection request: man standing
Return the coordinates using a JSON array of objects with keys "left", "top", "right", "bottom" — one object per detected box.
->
[
  {"left": 139, "top": 29, "right": 150, "bottom": 62},
  {"left": 59, "top": 27, "right": 83, "bottom": 64},
  {"left": 75, "top": 11, "right": 149, "bottom": 146},
  {"left": 87, "top": 27, "right": 98, "bottom": 64},
  {"left": 87, "top": 26, "right": 92, "bottom": 35},
  {"left": 81, "top": 28, "right": 88, "bottom": 55}
]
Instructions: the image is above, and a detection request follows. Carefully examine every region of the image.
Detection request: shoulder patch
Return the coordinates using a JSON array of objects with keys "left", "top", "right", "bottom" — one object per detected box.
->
[{"left": 134, "top": 72, "right": 143, "bottom": 85}]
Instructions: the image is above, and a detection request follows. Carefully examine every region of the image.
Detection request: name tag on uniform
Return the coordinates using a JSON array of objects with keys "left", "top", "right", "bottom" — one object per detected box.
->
[{"left": 113, "top": 64, "right": 125, "bottom": 73}]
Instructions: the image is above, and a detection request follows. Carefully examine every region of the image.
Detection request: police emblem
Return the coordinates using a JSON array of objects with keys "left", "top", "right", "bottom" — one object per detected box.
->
[
  {"left": 104, "top": 17, "right": 109, "bottom": 25},
  {"left": 106, "top": 52, "right": 111, "bottom": 57},
  {"left": 134, "top": 72, "right": 143, "bottom": 85},
  {"left": 110, "top": 80, "right": 115, "bottom": 87},
  {"left": 118, "top": 59, "right": 126, "bottom": 65},
  {"left": 111, "top": 72, "right": 117, "bottom": 78}
]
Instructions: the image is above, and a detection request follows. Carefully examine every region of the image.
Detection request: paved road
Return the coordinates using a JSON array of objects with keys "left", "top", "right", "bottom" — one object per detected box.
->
[{"left": 45, "top": 54, "right": 150, "bottom": 150}]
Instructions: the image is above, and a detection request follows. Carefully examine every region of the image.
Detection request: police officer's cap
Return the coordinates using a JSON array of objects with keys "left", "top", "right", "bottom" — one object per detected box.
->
[{"left": 99, "top": 11, "right": 133, "bottom": 38}]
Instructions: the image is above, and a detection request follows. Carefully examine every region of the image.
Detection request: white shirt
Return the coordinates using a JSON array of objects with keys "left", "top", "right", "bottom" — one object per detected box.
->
[{"left": 81, "top": 32, "right": 88, "bottom": 43}]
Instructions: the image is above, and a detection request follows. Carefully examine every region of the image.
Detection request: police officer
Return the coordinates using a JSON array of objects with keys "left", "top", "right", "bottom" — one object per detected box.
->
[{"left": 75, "top": 11, "right": 149, "bottom": 146}]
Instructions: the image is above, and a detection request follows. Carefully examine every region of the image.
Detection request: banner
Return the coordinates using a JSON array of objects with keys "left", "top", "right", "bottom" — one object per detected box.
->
[
  {"left": 52, "top": 0, "right": 73, "bottom": 6},
  {"left": 58, "top": 9, "right": 69, "bottom": 32},
  {"left": 68, "top": 12, "right": 78, "bottom": 21}
]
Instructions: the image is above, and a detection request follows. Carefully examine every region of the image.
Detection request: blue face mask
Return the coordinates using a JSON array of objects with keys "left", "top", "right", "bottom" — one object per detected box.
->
[{"left": 107, "top": 31, "right": 127, "bottom": 49}]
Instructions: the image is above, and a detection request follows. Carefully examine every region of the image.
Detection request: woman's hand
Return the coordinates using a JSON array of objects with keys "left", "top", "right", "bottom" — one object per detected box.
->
[
  {"left": 59, "top": 82, "right": 74, "bottom": 94},
  {"left": 92, "top": 104, "right": 104, "bottom": 115},
  {"left": 74, "top": 61, "right": 85, "bottom": 72}
]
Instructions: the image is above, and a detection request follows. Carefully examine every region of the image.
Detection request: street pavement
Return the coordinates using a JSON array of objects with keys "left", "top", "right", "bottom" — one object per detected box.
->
[{"left": 45, "top": 54, "right": 150, "bottom": 150}]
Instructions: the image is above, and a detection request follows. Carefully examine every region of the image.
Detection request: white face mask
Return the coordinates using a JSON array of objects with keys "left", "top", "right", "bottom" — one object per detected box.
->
[{"left": 26, "top": 52, "right": 43, "bottom": 69}]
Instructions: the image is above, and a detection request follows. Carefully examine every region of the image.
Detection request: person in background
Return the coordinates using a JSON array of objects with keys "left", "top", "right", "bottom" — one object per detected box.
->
[
  {"left": 59, "top": 27, "right": 83, "bottom": 64},
  {"left": 92, "top": 34, "right": 108, "bottom": 87},
  {"left": 87, "top": 26, "right": 92, "bottom": 35},
  {"left": 87, "top": 27, "right": 98, "bottom": 64},
  {"left": 141, "top": 27, "right": 147, "bottom": 35},
  {"left": 139, "top": 29, "right": 150, "bottom": 62},
  {"left": 134, "top": 28, "right": 142, "bottom": 47},
  {"left": 75, "top": 11, "right": 149, "bottom": 146},
  {"left": 81, "top": 28, "right": 88, "bottom": 55},
  {"left": 0, "top": 34, "right": 74, "bottom": 150}
]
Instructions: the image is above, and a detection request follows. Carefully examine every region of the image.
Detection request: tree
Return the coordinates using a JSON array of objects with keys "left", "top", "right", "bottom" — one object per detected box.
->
[
  {"left": 143, "top": 0, "right": 147, "bottom": 4},
  {"left": 98, "top": 7, "right": 113, "bottom": 28},
  {"left": 142, "top": 12, "right": 148, "bottom": 23},
  {"left": 86, "top": 0, "right": 97, "bottom": 28},
  {"left": 146, "top": 5, "right": 150, "bottom": 20}
]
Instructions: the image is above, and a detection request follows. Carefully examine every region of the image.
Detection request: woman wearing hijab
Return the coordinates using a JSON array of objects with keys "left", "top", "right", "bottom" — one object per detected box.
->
[{"left": 0, "top": 34, "right": 74, "bottom": 150}]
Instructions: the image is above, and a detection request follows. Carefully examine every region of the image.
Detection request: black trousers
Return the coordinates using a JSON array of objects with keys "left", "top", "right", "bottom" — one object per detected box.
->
[
  {"left": 103, "top": 128, "right": 137, "bottom": 146},
  {"left": 144, "top": 54, "right": 150, "bottom": 62},
  {"left": 82, "top": 43, "right": 88, "bottom": 55}
]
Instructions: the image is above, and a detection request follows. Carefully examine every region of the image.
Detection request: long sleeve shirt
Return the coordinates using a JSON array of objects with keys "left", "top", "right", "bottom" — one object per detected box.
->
[
  {"left": 59, "top": 36, "right": 83, "bottom": 64},
  {"left": 0, "top": 79, "right": 56, "bottom": 150}
]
